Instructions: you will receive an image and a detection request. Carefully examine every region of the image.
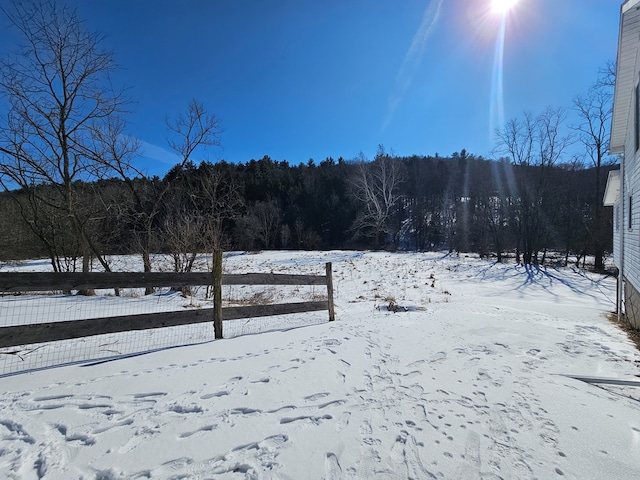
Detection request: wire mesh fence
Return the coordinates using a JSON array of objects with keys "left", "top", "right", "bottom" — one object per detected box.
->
[
  {"left": 223, "top": 310, "right": 328, "bottom": 339},
  {"left": 0, "top": 287, "right": 215, "bottom": 375},
  {"left": 0, "top": 255, "right": 332, "bottom": 376}
]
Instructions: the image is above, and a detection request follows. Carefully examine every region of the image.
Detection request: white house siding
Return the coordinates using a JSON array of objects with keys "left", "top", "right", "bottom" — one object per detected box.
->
[
  {"left": 622, "top": 169, "right": 640, "bottom": 327},
  {"left": 622, "top": 79, "right": 640, "bottom": 328},
  {"left": 610, "top": 0, "right": 640, "bottom": 328}
]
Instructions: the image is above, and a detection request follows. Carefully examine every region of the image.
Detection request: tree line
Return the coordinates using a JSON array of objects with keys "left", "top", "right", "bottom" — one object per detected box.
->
[
  {"left": 0, "top": 0, "right": 617, "bottom": 277},
  {"left": 0, "top": 147, "right": 616, "bottom": 269}
]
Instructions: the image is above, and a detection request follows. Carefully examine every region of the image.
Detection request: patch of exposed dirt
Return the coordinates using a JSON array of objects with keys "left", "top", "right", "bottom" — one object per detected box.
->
[{"left": 608, "top": 312, "right": 640, "bottom": 353}]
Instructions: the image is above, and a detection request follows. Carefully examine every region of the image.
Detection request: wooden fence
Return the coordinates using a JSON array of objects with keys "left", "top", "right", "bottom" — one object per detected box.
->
[{"left": 0, "top": 254, "right": 335, "bottom": 349}]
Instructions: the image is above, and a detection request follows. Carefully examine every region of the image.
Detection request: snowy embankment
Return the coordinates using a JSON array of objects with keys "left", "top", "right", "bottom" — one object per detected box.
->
[{"left": 0, "top": 251, "right": 639, "bottom": 480}]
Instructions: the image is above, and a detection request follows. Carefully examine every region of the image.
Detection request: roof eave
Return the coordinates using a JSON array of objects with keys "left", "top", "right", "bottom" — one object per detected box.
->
[{"left": 610, "top": 1, "right": 640, "bottom": 155}]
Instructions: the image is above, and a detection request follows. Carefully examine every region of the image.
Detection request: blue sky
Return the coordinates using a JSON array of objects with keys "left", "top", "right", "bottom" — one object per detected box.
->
[{"left": 0, "top": 0, "right": 621, "bottom": 176}]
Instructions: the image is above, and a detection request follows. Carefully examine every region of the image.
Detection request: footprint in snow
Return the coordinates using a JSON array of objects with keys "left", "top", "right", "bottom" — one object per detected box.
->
[
  {"left": 304, "top": 392, "right": 331, "bottom": 402},
  {"left": 0, "top": 419, "right": 36, "bottom": 444},
  {"left": 251, "top": 377, "right": 270, "bottom": 384},
  {"left": 179, "top": 424, "right": 217, "bottom": 439},
  {"left": 32, "top": 394, "right": 74, "bottom": 402},
  {"left": 200, "top": 390, "right": 230, "bottom": 399},
  {"left": 325, "top": 452, "right": 343, "bottom": 480},
  {"left": 280, "top": 414, "right": 332, "bottom": 425},
  {"left": 133, "top": 392, "right": 167, "bottom": 400},
  {"left": 92, "top": 418, "right": 134, "bottom": 435},
  {"left": 337, "top": 411, "right": 351, "bottom": 431},
  {"left": 454, "top": 430, "right": 481, "bottom": 479}
]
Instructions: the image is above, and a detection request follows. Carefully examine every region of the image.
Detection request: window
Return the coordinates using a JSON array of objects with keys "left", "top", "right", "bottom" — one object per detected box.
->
[{"left": 629, "top": 195, "right": 633, "bottom": 229}]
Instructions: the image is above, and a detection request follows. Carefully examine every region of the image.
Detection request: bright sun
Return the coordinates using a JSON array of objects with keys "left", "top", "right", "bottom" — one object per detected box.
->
[{"left": 491, "top": 0, "right": 519, "bottom": 14}]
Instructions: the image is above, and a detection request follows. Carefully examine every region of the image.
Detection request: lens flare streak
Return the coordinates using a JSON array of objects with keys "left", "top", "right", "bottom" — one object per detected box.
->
[{"left": 490, "top": 17, "right": 507, "bottom": 139}]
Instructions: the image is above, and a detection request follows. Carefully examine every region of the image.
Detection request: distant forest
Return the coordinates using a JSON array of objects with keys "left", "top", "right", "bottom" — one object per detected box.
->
[{"left": 0, "top": 147, "right": 617, "bottom": 271}]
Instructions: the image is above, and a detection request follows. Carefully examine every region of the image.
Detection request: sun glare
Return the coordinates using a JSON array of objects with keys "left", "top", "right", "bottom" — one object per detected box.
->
[{"left": 491, "top": 0, "right": 519, "bottom": 14}]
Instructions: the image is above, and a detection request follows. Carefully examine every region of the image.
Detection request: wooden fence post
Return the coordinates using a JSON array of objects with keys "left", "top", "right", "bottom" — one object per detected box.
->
[
  {"left": 213, "top": 250, "right": 223, "bottom": 339},
  {"left": 326, "top": 262, "right": 335, "bottom": 321}
]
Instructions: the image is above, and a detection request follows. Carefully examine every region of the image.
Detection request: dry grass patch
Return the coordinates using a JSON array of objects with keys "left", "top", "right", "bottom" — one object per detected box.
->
[{"left": 607, "top": 312, "right": 640, "bottom": 353}]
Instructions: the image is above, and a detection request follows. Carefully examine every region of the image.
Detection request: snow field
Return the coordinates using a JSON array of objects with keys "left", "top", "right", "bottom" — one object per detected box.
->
[{"left": 0, "top": 251, "right": 639, "bottom": 479}]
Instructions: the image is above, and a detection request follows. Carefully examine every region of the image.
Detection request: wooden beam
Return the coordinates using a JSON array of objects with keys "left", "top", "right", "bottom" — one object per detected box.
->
[
  {"left": 221, "top": 301, "right": 328, "bottom": 321},
  {"left": 326, "top": 262, "right": 335, "bottom": 321},
  {"left": 0, "top": 271, "right": 327, "bottom": 293},
  {"left": 0, "top": 301, "right": 329, "bottom": 348},
  {"left": 213, "top": 251, "right": 223, "bottom": 339},
  {"left": 0, "top": 272, "right": 212, "bottom": 292},
  {"left": 221, "top": 273, "right": 326, "bottom": 286},
  {"left": 0, "top": 309, "right": 215, "bottom": 348}
]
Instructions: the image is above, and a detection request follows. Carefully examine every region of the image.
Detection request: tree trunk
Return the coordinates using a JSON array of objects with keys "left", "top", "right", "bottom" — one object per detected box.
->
[
  {"left": 142, "top": 231, "right": 154, "bottom": 295},
  {"left": 594, "top": 247, "right": 605, "bottom": 272},
  {"left": 78, "top": 240, "right": 96, "bottom": 296},
  {"left": 213, "top": 250, "right": 223, "bottom": 339}
]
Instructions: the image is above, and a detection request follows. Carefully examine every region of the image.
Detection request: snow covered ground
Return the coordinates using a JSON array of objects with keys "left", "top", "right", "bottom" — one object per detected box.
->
[{"left": 1, "top": 251, "right": 639, "bottom": 480}]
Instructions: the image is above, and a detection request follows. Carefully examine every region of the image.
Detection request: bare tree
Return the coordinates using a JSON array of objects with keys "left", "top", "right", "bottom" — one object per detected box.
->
[
  {"left": 350, "top": 146, "right": 404, "bottom": 248},
  {"left": 479, "top": 160, "right": 513, "bottom": 262},
  {"left": 18, "top": 186, "right": 82, "bottom": 272},
  {"left": 280, "top": 224, "right": 291, "bottom": 248},
  {"left": 252, "top": 199, "right": 281, "bottom": 249},
  {"left": 496, "top": 113, "right": 536, "bottom": 167},
  {"left": 595, "top": 60, "right": 616, "bottom": 89},
  {"left": 111, "top": 100, "right": 221, "bottom": 293},
  {"left": 537, "top": 107, "right": 573, "bottom": 170},
  {"left": 293, "top": 218, "right": 305, "bottom": 249},
  {"left": 164, "top": 160, "right": 243, "bottom": 294},
  {"left": 163, "top": 213, "right": 205, "bottom": 274},
  {"left": 573, "top": 65, "right": 615, "bottom": 271},
  {"left": 495, "top": 108, "right": 573, "bottom": 264},
  {"left": 0, "top": 0, "right": 137, "bottom": 286},
  {"left": 573, "top": 86, "right": 612, "bottom": 184},
  {"left": 199, "top": 162, "right": 243, "bottom": 252}
]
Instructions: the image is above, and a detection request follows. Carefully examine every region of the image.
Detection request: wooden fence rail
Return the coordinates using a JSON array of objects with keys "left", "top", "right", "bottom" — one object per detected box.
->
[
  {"left": 0, "top": 257, "right": 335, "bottom": 349},
  {"left": 0, "top": 272, "right": 327, "bottom": 292}
]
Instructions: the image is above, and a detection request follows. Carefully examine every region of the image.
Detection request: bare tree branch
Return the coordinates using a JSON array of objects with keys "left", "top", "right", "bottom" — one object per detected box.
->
[
  {"left": 0, "top": 0, "right": 135, "bottom": 281},
  {"left": 166, "top": 99, "right": 223, "bottom": 164}
]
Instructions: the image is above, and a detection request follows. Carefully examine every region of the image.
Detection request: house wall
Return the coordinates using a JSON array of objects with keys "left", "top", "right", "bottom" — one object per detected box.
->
[
  {"left": 622, "top": 155, "right": 640, "bottom": 324},
  {"left": 622, "top": 100, "right": 640, "bottom": 289},
  {"left": 622, "top": 58, "right": 640, "bottom": 326},
  {"left": 624, "top": 276, "right": 640, "bottom": 329}
]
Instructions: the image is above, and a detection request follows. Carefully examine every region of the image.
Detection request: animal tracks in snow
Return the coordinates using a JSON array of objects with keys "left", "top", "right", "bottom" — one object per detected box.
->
[
  {"left": 0, "top": 251, "right": 635, "bottom": 479},
  {"left": 0, "top": 333, "right": 590, "bottom": 480},
  {"left": 142, "top": 433, "right": 291, "bottom": 478}
]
